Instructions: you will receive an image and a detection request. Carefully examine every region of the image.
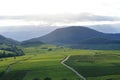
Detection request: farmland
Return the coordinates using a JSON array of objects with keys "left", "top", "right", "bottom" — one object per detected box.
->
[
  {"left": 0, "top": 45, "right": 120, "bottom": 80},
  {"left": 65, "top": 52, "right": 120, "bottom": 80}
]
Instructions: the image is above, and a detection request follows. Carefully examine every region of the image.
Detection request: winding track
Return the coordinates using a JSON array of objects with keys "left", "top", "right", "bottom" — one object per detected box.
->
[
  {"left": 6, "top": 64, "right": 12, "bottom": 73},
  {"left": 61, "top": 56, "right": 87, "bottom": 80},
  {"left": 6, "top": 56, "right": 32, "bottom": 73},
  {"left": 5, "top": 55, "right": 86, "bottom": 80},
  {"left": 6, "top": 61, "right": 18, "bottom": 73}
]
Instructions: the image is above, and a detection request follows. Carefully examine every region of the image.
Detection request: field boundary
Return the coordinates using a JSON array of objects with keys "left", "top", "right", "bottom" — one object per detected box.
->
[{"left": 61, "top": 56, "right": 87, "bottom": 80}]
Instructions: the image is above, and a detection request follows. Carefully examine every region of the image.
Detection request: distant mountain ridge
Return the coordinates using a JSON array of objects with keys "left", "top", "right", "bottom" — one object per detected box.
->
[
  {"left": 1, "top": 24, "right": 120, "bottom": 41},
  {"left": 0, "top": 35, "right": 19, "bottom": 45},
  {"left": 24, "top": 26, "right": 120, "bottom": 44},
  {"left": 0, "top": 26, "right": 120, "bottom": 49}
]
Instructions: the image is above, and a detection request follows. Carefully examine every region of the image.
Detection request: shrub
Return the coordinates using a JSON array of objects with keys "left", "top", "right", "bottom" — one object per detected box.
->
[
  {"left": 44, "top": 77, "right": 52, "bottom": 80},
  {"left": 32, "top": 78, "right": 40, "bottom": 80},
  {"left": 48, "top": 48, "right": 52, "bottom": 51},
  {"left": 0, "top": 71, "right": 5, "bottom": 77}
]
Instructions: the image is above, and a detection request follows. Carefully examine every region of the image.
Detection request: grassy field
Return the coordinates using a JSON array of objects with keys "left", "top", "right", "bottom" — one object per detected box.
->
[
  {"left": 65, "top": 52, "right": 120, "bottom": 80},
  {"left": 0, "top": 44, "right": 120, "bottom": 80}
]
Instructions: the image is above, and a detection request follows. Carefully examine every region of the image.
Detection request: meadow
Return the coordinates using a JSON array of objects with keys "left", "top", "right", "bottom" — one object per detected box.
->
[
  {"left": 0, "top": 44, "right": 120, "bottom": 80},
  {"left": 65, "top": 51, "right": 120, "bottom": 80}
]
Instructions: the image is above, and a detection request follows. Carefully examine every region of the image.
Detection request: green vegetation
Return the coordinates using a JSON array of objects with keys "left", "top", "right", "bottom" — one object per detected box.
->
[
  {"left": 65, "top": 52, "right": 120, "bottom": 80},
  {"left": 0, "top": 44, "right": 120, "bottom": 80},
  {"left": 0, "top": 44, "right": 24, "bottom": 58}
]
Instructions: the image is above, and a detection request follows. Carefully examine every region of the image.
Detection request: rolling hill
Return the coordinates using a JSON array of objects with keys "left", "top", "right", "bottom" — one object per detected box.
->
[
  {"left": 24, "top": 26, "right": 120, "bottom": 44},
  {"left": 0, "top": 35, "right": 19, "bottom": 45},
  {"left": 21, "top": 39, "right": 44, "bottom": 46},
  {"left": 0, "top": 35, "right": 24, "bottom": 58}
]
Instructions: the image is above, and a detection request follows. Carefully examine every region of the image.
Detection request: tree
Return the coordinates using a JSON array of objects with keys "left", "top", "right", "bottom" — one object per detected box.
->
[
  {"left": 48, "top": 48, "right": 52, "bottom": 51},
  {"left": 2, "top": 50, "right": 6, "bottom": 57},
  {"left": 14, "top": 56, "right": 16, "bottom": 60}
]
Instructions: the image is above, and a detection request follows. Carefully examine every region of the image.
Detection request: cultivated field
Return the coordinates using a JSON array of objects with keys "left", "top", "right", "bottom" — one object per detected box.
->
[
  {"left": 65, "top": 51, "right": 120, "bottom": 80},
  {"left": 0, "top": 45, "right": 120, "bottom": 80}
]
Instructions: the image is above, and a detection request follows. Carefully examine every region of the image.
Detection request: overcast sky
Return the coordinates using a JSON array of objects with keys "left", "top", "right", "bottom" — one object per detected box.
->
[
  {"left": 0, "top": 0, "right": 120, "bottom": 41},
  {"left": 0, "top": 0, "right": 120, "bottom": 27}
]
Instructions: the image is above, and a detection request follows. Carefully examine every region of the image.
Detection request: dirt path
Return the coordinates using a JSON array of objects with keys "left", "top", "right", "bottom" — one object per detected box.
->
[
  {"left": 6, "top": 64, "right": 12, "bottom": 73},
  {"left": 6, "top": 61, "right": 18, "bottom": 73},
  {"left": 5, "top": 56, "right": 32, "bottom": 73},
  {"left": 61, "top": 56, "right": 87, "bottom": 80}
]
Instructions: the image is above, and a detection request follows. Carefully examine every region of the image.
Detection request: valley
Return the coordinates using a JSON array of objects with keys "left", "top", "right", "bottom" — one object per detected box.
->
[
  {"left": 0, "top": 0, "right": 120, "bottom": 79},
  {"left": 0, "top": 45, "right": 120, "bottom": 80},
  {"left": 0, "top": 26, "right": 120, "bottom": 80}
]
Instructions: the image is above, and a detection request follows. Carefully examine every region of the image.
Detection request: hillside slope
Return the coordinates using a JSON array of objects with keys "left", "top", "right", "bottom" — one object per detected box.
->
[
  {"left": 24, "top": 26, "right": 120, "bottom": 44},
  {"left": 0, "top": 35, "right": 19, "bottom": 45}
]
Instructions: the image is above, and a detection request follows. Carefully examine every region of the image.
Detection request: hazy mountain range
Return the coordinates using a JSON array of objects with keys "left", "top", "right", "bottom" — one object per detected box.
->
[
  {"left": 0, "top": 26, "right": 57, "bottom": 41},
  {"left": 0, "top": 35, "right": 18, "bottom": 45},
  {"left": 22, "top": 26, "right": 120, "bottom": 49},
  {"left": 1, "top": 26, "right": 120, "bottom": 49},
  {"left": 1, "top": 13, "right": 120, "bottom": 41},
  {"left": 25, "top": 26, "right": 120, "bottom": 44},
  {"left": 1, "top": 24, "right": 120, "bottom": 41}
]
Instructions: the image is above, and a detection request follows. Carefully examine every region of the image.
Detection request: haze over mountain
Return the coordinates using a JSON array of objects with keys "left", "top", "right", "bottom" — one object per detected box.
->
[
  {"left": 0, "top": 12, "right": 120, "bottom": 41},
  {"left": 0, "top": 34, "right": 18, "bottom": 45},
  {"left": 1, "top": 23, "right": 120, "bottom": 41},
  {"left": 0, "top": 25, "right": 120, "bottom": 49},
  {"left": 24, "top": 26, "right": 120, "bottom": 45},
  {"left": 0, "top": 0, "right": 120, "bottom": 45},
  {"left": 0, "top": 26, "right": 57, "bottom": 41},
  {"left": 89, "top": 24, "right": 120, "bottom": 33}
]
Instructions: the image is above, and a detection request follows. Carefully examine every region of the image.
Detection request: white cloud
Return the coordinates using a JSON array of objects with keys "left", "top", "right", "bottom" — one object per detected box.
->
[
  {"left": 0, "top": 14, "right": 120, "bottom": 27},
  {"left": 0, "top": 19, "right": 120, "bottom": 27},
  {"left": 0, "top": 0, "right": 119, "bottom": 16},
  {"left": 0, "top": 19, "right": 50, "bottom": 26},
  {"left": 0, "top": 0, "right": 120, "bottom": 27}
]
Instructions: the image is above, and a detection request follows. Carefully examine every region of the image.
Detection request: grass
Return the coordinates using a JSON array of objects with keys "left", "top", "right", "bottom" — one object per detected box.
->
[
  {"left": 0, "top": 44, "right": 120, "bottom": 80},
  {"left": 88, "top": 75, "right": 120, "bottom": 80},
  {"left": 0, "top": 70, "right": 28, "bottom": 80},
  {"left": 65, "top": 53, "right": 120, "bottom": 80},
  {"left": 11, "top": 52, "right": 80, "bottom": 80}
]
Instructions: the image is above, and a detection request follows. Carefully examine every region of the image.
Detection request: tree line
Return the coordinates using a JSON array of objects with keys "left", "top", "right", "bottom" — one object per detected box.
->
[{"left": 0, "top": 46, "right": 25, "bottom": 58}]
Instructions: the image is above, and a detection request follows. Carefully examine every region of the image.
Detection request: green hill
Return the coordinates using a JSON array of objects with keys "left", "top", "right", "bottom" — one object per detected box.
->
[
  {"left": 0, "top": 35, "right": 19, "bottom": 45},
  {"left": 23, "top": 26, "right": 120, "bottom": 49}
]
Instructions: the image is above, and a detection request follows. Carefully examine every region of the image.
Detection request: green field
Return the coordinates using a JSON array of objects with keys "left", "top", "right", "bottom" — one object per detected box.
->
[
  {"left": 0, "top": 45, "right": 120, "bottom": 80},
  {"left": 65, "top": 52, "right": 120, "bottom": 80}
]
